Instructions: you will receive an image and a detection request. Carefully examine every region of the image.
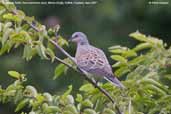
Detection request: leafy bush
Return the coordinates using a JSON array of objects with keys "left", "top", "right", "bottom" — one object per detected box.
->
[{"left": 0, "top": 0, "right": 171, "bottom": 114}]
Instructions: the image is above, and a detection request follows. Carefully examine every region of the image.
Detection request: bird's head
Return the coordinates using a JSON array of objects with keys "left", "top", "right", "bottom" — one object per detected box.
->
[{"left": 70, "top": 32, "right": 89, "bottom": 45}]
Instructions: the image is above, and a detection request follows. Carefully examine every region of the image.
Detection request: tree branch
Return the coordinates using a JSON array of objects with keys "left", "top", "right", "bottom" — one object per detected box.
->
[
  {"left": 53, "top": 52, "right": 115, "bottom": 105},
  {"left": 50, "top": 39, "right": 76, "bottom": 64},
  {"left": 50, "top": 39, "right": 123, "bottom": 114},
  {"left": 51, "top": 46, "right": 116, "bottom": 104},
  {"left": 7, "top": 7, "right": 122, "bottom": 113}
]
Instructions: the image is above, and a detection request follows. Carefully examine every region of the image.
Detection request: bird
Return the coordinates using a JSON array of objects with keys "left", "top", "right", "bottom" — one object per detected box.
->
[{"left": 69, "top": 32, "right": 125, "bottom": 88}]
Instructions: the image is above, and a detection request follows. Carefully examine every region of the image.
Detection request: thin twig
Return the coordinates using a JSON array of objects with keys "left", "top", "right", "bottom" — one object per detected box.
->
[
  {"left": 50, "top": 40, "right": 76, "bottom": 63},
  {"left": 54, "top": 56, "right": 73, "bottom": 68},
  {"left": 26, "top": 22, "right": 40, "bottom": 32}
]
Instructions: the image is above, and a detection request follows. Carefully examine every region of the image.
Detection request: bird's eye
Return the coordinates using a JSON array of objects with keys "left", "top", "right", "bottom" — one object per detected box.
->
[{"left": 74, "top": 35, "right": 78, "bottom": 38}]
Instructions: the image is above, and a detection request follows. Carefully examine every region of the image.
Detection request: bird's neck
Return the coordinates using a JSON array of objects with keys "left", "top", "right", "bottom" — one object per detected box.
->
[
  {"left": 76, "top": 42, "right": 89, "bottom": 58},
  {"left": 77, "top": 41, "right": 89, "bottom": 46},
  {"left": 76, "top": 42, "right": 89, "bottom": 53}
]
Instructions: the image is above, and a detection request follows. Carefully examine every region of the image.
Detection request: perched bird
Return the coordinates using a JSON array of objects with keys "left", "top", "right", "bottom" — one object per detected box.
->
[{"left": 70, "top": 32, "right": 125, "bottom": 88}]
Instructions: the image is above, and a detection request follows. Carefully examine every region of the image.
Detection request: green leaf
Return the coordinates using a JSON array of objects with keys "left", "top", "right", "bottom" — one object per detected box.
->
[
  {"left": 0, "top": 40, "right": 13, "bottom": 55},
  {"left": 43, "top": 92, "right": 53, "bottom": 102},
  {"left": 112, "top": 62, "right": 126, "bottom": 68},
  {"left": 36, "top": 43, "right": 49, "bottom": 60},
  {"left": 109, "top": 49, "right": 125, "bottom": 54},
  {"left": 65, "top": 104, "right": 78, "bottom": 114},
  {"left": 0, "top": 22, "right": 2, "bottom": 32},
  {"left": 2, "top": 28, "right": 13, "bottom": 45},
  {"left": 46, "top": 48, "right": 55, "bottom": 62},
  {"left": 140, "top": 79, "right": 168, "bottom": 93},
  {"left": 129, "top": 31, "right": 149, "bottom": 42},
  {"left": 144, "top": 85, "right": 167, "bottom": 96},
  {"left": 111, "top": 55, "right": 127, "bottom": 64},
  {"left": 103, "top": 108, "right": 116, "bottom": 114},
  {"left": 133, "top": 43, "right": 152, "bottom": 52},
  {"left": 53, "top": 64, "right": 66, "bottom": 80},
  {"left": 66, "top": 95, "right": 75, "bottom": 104},
  {"left": 16, "top": 10, "right": 25, "bottom": 19},
  {"left": 57, "top": 36, "right": 68, "bottom": 47},
  {"left": 23, "top": 45, "right": 36, "bottom": 61},
  {"left": 63, "top": 85, "right": 72, "bottom": 98},
  {"left": 44, "top": 106, "right": 61, "bottom": 113},
  {"left": 4, "top": 22, "right": 12, "bottom": 30},
  {"left": 48, "top": 28, "right": 55, "bottom": 36},
  {"left": 128, "top": 56, "right": 145, "bottom": 66},
  {"left": 3, "top": 13, "right": 22, "bottom": 22},
  {"left": 0, "top": 8, "right": 6, "bottom": 15},
  {"left": 82, "top": 99, "right": 93, "bottom": 108},
  {"left": 4, "top": 90, "right": 16, "bottom": 96},
  {"left": 84, "top": 109, "right": 97, "bottom": 114},
  {"left": 115, "top": 66, "right": 130, "bottom": 77},
  {"left": 10, "top": 31, "right": 31, "bottom": 43},
  {"left": 109, "top": 45, "right": 137, "bottom": 58},
  {"left": 15, "top": 99, "right": 29, "bottom": 112},
  {"left": 108, "top": 45, "right": 127, "bottom": 50},
  {"left": 63, "top": 111, "right": 74, "bottom": 114},
  {"left": 24, "top": 16, "right": 35, "bottom": 23},
  {"left": 79, "top": 84, "right": 94, "bottom": 93},
  {"left": 60, "top": 86, "right": 73, "bottom": 105},
  {"left": 4, "top": 3, "right": 16, "bottom": 11},
  {"left": 121, "top": 50, "right": 137, "bottom": 58},
  {"left": 76, "top": 94, "right": 83, "bottom": 102},
  {"left": 29, "top": 112, "right": 36, "bottom": 114},
  {"left": 8, "top": 71, "right": 21, "bottom": 79}
]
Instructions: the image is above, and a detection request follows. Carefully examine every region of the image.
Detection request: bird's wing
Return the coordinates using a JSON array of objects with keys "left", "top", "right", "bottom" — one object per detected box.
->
[
  {"left": 76, "top": 45, "right": 124, "bottom": 88},
  {"left": 76, "top": 45, "right": 113, "bottom": 76}
]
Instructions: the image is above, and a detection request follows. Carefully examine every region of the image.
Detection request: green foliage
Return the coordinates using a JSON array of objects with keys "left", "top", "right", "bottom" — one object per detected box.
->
[
  {"left": 0, "top": 1, "right": 67, "bottom": 60},
  {"left": 0, "top": 1, "right": 171, "bottom": 114},
  {"left": 108, "top": 31, "right": 171, "bottom": 113}
]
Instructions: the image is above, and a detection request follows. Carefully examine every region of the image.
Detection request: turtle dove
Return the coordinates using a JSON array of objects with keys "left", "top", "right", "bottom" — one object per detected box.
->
[{"left": 70, "top": 32, "right": 125, "bottom": 88}]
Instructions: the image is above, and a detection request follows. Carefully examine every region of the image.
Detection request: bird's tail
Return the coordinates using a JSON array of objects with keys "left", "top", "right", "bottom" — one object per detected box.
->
[{"left": 104, "top": 76, "right": 125, "bottom": 89}]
